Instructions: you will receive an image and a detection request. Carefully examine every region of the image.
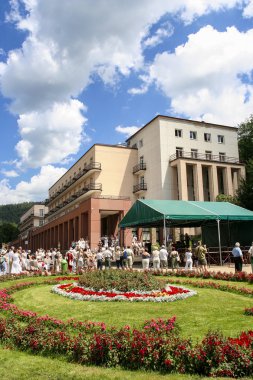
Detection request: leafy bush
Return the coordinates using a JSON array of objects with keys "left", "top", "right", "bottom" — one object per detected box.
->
[{"left": 78, "top": 270, "right": 165, "bottom": 291}]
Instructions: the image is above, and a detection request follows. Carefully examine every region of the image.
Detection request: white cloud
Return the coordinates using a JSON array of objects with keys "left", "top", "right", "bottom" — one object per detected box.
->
[
  {"left": 243, "top": 0, "right": 253, "bottom": 17},
  {"left": 143, "top": 22, "right": 174, "bottom": 48},
  {"left": 15, "top": 99, "right": 87, "bottom": 168},
  {"left": 147, "top": 25, "right": 253, "bottom": 125},
  {"left": 1, "top": 169, "right": 19, "bottom": 178},
  {"left": 115, "top": 125, "right": 140, "bottom": 138},
  {"left": 0, "top": 0, "right": 249, "bottom": 170},
  {"left": 0, "top": 165, "right": 67, "bottom": 205}
]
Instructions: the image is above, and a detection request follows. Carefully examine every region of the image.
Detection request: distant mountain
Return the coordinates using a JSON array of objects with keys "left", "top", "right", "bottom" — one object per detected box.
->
[{"left": 0, "top": 202, "right": 35, "bottom": 225}]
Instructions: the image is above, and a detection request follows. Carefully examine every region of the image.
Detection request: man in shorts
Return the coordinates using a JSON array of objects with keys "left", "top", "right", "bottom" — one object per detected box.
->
[{"left": 195, "top": 241, "right": 208, "bottom": 272}]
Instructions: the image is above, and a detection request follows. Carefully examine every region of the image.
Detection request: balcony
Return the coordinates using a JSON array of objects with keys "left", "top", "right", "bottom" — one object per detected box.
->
[
  {"left": 47, "top": 183, "right": 102, "bottom": 218},
  {"left": 133, "top": 182, "right": 147, "bottom": 193},
  {"left": 169, "top": 151, "right": 241, "bottom": 164},
  {"left": 133, "top": 162, "right": 147, "bottom": 174},
  {"left": 47, "top": 162, "right": 102, "bottom": 204}
]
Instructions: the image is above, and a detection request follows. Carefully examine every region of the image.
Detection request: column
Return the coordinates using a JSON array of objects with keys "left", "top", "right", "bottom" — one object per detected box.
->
[
  {"left": 209, "top": 165, "right": 219, "bottom": 201},
  {"left": 88, "top": 203, "right": 101, "bottom": 250},
  {"left": 232, "top": 170, "right": 238, "bottom": 193},
  {"left": 194, "top": 163, "right": 204, "bottom": 201},
  {"left": 177, "top": 161, "right": 188, "bottom": 200},
  {"left": 224, "top": 167, "right": 233, "bottom": 196}
]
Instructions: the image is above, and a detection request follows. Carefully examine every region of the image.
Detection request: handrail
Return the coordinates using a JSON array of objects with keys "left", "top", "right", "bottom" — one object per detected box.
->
[
  {"left": 169, "top": 151, "right": 241, "bottom": 164},
  {"left": 133, "top": 182, "right": 147, "bottom": 193}
]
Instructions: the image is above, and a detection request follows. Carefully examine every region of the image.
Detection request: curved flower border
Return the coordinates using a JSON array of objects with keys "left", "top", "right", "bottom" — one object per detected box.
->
[{"left": 51, "top": 283, "right": 197, "bottom": 302}]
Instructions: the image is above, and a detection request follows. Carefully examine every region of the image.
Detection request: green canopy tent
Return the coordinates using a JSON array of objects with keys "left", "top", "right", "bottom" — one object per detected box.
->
[{"left": 119, "top": 200, "right": 253, "bottom": 265}]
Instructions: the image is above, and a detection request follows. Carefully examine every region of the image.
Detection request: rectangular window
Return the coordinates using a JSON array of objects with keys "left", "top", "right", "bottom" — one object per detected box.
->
[
  {"left": 219, "top": 152, "right": 226, "bottom": 162},
  {"left": 39, "top": 209, "right": 44, "bottom": 217},
  {"left": 204, "top": 133, "right": 211, "bottom": 142},
  {"left": 205, "top": 150, "right": 212, "bottom": 160},
  {"left": 218, "top": 135, "right": 225, "bottom": 144},
  {"left": 139, "top": 139, "right": 143, "bottom": 148},
  {"left": 190, "top": 131, "right": 197, "bottom": 140},
  {"left": 176, "top": 147, "right": 183, "bottom": 158},
  {"left": 191, "top": 149, "right": 198, "bottom": 159},
  {"left": 175, "top": 129, "right": 182, "bottom": 137},
  {"left": 39, "top": 220, "right": 44, "bottom": 226}
]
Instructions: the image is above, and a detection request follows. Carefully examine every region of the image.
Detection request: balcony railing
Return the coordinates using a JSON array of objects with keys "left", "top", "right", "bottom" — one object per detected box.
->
[
  {"left": 169, "top": 151, "right": 241, "bottom": 164},
  {"left": 46, "top": 162, "right": 102, "bottom": 204},
  {"left": 47, "top": 183, "right": 102, "bottom": 218},
  {"left": 133, "top": 182, "right": 147, "bottom": 193},
  {"left": 133, "top": 162, "right": 147, "bottom": 174}
]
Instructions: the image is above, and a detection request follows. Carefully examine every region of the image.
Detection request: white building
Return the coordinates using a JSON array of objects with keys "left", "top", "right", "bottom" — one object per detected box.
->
[{"left": 127, "top": 115, "right": 245, "bottom": 202}]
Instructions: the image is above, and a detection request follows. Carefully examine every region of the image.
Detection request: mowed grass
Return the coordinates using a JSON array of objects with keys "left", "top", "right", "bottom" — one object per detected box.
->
[
  {"left": 13, "top": 282, "right": 253, "bottom": 341},
  {"left": 1, "top": 345, "right": 251, "bottom": 380}
]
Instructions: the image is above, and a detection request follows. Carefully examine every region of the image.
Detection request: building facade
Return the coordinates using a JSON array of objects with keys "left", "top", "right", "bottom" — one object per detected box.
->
[
  {"left": 26, "top": 115, "right": 244, "bottom": 251},
  {"left": 19, "top": 204, "right": 48, "bottom": 247},
  {"left": 127, "top": 115, "right": 245, "bottom": 202}
]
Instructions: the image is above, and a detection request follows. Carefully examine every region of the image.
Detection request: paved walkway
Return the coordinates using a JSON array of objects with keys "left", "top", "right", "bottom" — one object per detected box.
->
[{"left": 207, "top": 264, "right": 252, "bottom": 275}]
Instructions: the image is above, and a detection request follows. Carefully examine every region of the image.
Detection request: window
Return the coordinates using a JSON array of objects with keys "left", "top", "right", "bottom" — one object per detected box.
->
[
  {"left": 140, "top": 176, "right": 145, "bottom": 185},
  {"left": 191, "top": 149, "right": 198, "bottom": 159},
  {"left": 219, "top": 152, "right": 226, "bottom": 162},
  {"left": 205, "top": 150, "right": 212, "bottom": 160},
  {"left": 132, "top": 143, "right": 137, "bottom": 149},
  {"left": 176, "top": 147, "right": 183, "bottom": 158},
  {"left": 39, "top": 220, "right": 44, "bottom": 227},
  {"left": 190, "top": 131, "right": 197, "bottom": 140},
  {"left": 39, "top": 209, "right": 44, "bottom": 217},
  {"left": 175, "top": 129, "right": 182, "bottom": 137},
  {"left": 218, "top": 135, "right": 224, "bottom": 144},
  {"left": 140, "top": 156, "right": 144, "bottom": 164},
  {"left": 204, "top": 133, "right": 211, "bottom": 142},
  {"left": 139, "top": 139, "right": 143, "bottom": 148}
]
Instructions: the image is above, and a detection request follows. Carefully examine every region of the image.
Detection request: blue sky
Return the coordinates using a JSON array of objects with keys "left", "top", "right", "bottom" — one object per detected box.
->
[{"left": 0, "top": 0, "right": 253, "bottom": 204}]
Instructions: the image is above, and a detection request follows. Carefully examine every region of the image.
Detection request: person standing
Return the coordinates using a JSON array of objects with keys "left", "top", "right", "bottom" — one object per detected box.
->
[
  {"left": 96, "top": 249, "right": 104, "bottom": 270},
  {"left": 195, "top": 241, "right": 208, "bottom": 273},
  {"left": 152, "top": 248, "right": 160, "bottom": 270},
  {"left": 170, "top": 246, "right": 180, "bottom": 271},
  {"left": 184, "top": 248, "right": 193, "bottom": 271},
  {"left": 159, "top": 245, "right": 168, "bottom": 269},
  {"left": 248, "top": 242, "right": 253, "bottom": 273},
  {"left": 115, "top": 246, "right": 122, "bottom": 269},
  {"left": 125, "top": 246, "right": 134, "bottom": 269},
  {"left": 232, "top": 242, "right": 243, "bottom": 272},
  {"left": 103, "top": 247, "right": 113, "bottom": 269},
  {"left": 141, "top": 248, "right": 150, "bottom": 270}
]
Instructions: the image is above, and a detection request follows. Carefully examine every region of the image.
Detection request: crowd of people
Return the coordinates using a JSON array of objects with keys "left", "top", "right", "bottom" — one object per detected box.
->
[{"left": 1, "top": 237, "right": 253, "bottom": 276}]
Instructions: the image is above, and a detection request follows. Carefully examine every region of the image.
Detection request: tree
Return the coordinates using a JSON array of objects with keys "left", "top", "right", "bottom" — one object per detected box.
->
[
  {"left": 237, "top": 115, "right": 253, "bottom": 210},
  {"left": 238, "top": 115, "right": 253, "bottom": 163},
  {"left": 0, "top": 222, "right": 19, "bottom": 245},
  {"left": 216, "top": 194, "right": 238, "bottom": 204}
]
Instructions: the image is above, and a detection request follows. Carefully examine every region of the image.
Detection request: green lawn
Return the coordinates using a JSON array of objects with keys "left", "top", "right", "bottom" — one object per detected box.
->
[
  {"left": 1, "top": 345, "right": 250, "bottom": 380},
  {"left": 1, "top": 274, "right": 253, "bottom": 379},
  {"left": 13, "top": 282, "right": 253, "bottom": 340}
]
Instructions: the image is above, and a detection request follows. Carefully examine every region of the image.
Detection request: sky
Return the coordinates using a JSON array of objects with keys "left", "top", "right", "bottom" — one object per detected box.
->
[{"left": 0, "top": 0, "right": 253, "bottom": 205}]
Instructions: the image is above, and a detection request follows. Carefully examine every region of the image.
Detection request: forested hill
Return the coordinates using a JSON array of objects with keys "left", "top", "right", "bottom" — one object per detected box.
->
[{"left": 0, "top": 202, "right": 35, "bottom": 225}]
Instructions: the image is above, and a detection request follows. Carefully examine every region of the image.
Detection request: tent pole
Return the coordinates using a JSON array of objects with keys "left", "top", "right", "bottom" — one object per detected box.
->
[
  {"left": 217, "top": 219, "right": 222, "bottom": 266},
  {"left": 163, "top": 215, "right": 167, "bottom": 246}
]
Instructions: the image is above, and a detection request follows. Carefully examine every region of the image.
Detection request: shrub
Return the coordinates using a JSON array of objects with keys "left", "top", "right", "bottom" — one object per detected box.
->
[{"left": 78, "top": 269, "right": 165, "bottom": 292}]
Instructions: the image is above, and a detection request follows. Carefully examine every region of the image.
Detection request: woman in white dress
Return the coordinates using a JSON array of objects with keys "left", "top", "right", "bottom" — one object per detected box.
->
[
  {"left": 11, "top": 250, "right": 22, "bottom": 274},
  {"left": 185, "top": 248, "right": 193, "bottom": 271}
]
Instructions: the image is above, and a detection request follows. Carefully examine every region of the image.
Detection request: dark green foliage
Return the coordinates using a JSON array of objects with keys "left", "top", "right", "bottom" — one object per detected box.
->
[
  {"left": 0, "top": 202, "right": 34, "bottom": 224},
  {"left": 238, "top": 114, "right": 253, "bottom": 164},
  {"left": 237, "top": 116, "right": 253, "bottom": 210},
  {"left": 0, "top": 222, "right": 19, "bottom": 245},
  {"left": 78, "top": 270, "right": 165, "bottom": 292}
]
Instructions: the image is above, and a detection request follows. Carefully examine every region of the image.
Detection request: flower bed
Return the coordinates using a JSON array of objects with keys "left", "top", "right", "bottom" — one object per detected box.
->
[
  {"left": 78, "top": 269, "right": 164, "bottom": 291},
  {"left": 51, "top": 282, "right": 197, "bottom": 302},
  {"left": 162, "top": 278, "right": 253, "bottom": 298},
  {"left": 1, "top": 274, "right": 253, "bottom": 377},
  {"left": 244, "top": 307, "right": 253, "bottom": 316},
  {"left": 153, "top": 269, "right": 253, "bottom": 284}
]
